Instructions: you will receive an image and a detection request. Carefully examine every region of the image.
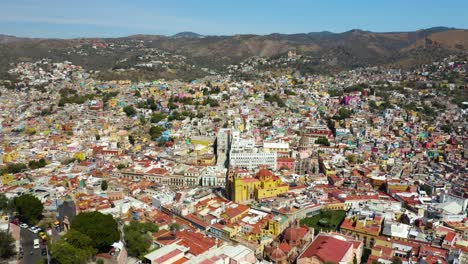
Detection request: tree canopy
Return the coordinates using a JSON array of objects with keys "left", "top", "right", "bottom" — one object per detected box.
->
[
  {"left": 123, "top": 105, "right": 137, "bottom": 117},
  {"left": 0, "top": 163, "right": 27, "bottom": 175},
  {"left": 128, "top": 135, "right": 136, "bottom": 145},
  {"left": 0, "top": 231, "right": 16, "bottom": 260},
  {"left": 28, "top": 158, "right": 47, "bottom": 170},
  {"left": 150, "top": 112, "right": 167, "bottom": 123},
  {"left": 50, "top": 239, "right": 90, "bottom": 264},
  {"left": 391, "top": 256, "right": 402, "bottom": 264},
  {"left": 71, "top": 211, "right": 120, "bottom": 252},
  {"left": 50, "top": 224, "right": 102, "bottom": 263},
  {"left": 123, "top": 221, "right": 159, "bottom": 258},
  {"left": 101, "top": 180, "right": 108, "bottom": 191},
  {"left": 0, "top": 194, "right": 13, "bottom": 214},
  {"left": 149, "top": 126, "right": 166, "bottom": 140},
  {"left": 315, "top": 137, "right": 331, "bottom": 146},
  {"left": 14, "top": 194, "right": 43, "bottom": 225},
  {"left": 264, "top": 93, "right": 286, "bottom": 107}
]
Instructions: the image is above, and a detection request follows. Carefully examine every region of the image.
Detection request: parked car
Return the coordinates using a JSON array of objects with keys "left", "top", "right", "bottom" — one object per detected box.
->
[
  {"left": 33, "top": 239, "right": 40, "bottom": 249},
  {"left": 41, "top": 248, "right": 47, "bottom": 256},
  {"left": 29, "top": 226, "right": 41, "bottom": 233},
  {"left": 20, "top": 223, "right": 28, "bottom": 228},
  {"left": 38, "top": 231, "right": 47, "bottom": 240}
]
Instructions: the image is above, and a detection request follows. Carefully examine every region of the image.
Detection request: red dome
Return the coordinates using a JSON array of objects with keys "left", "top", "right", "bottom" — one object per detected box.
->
[
  {"left": 270, "top": 247, "right": 286, "bottom": 261},
  {"left": 256, "top": 168, "right": 273, "bottom": 178},
  {"left": 283, "top": 226, "right": 308, "bottom": 243}
]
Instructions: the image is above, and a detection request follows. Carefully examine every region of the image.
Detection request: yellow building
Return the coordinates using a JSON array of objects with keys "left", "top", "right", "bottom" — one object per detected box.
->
[
  {"left": 107, "top": 98, "right": 118, "bottom": 108},
  {"left": 2, "top": 151, "right": 18, "bottom": 163},
  {"left": 319, "top": 159, "right": 335, "bottom": 176},
  {"left": 73, "top": 152, "right": 86, "bottom": 161},
  {"left": 340, "top": 215, "right": 383, "bottom": 247},
  {"left": 198, "top": 154, "right": 216, "bottom": 166},
  {"left": 323, "top": 202, "right": 346, "bottom": 210},
  {"left": 228, "top": 168, "right": 289, "bottom": 203},
  {"left": 266, "top": 215, "right": 288, "bottom": 236},
  {"left": 1, "top": 174, "right": 14, "bottom": 186}
]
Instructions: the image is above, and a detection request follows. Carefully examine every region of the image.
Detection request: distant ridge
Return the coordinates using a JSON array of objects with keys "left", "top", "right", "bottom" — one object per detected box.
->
[
  {"left": 0, "top": 27, "right": 466, "bottom": 79},
  {"left": 172, "top": 32, "right": 203, "bottom": 38}
]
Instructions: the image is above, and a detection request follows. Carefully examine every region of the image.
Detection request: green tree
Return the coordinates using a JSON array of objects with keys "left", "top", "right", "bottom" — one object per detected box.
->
[
  {"left": 0, "top": 194, "right": 13, "bottom": 214},
  {"left": 28, "top": 159, "right": 47, "bottom": 170},
  {"left": 129, "top": 135, "right": 135, "bottom": 145},
  {"left": 117, "top": 164, "right": 126, "bottom": 170},
  {"left": 123, "top": 105, "right": 137, "bottom": 117},
  {"left": 139, "top": 115, "right": 147, "bottom": 125},
  {"left": 149, "top": 126, "right": 165, "bottom": 140},
  {"left": 0, "top": 231, "right": 15, "bottom": 260},
  {"left": 391, "top": 256, "right": 402, "bottom": 264},
  {"left": 101, "top": 180, "right": 108, "bottom": 191},
  {"left": 62, "top": 229, "right": 97, "bottom": 257},
  {"left": 150, "top": 112, "right": 167, "bottom": 123},
  {"left": 0, "top": 163, "right": 27, "bottom": 175},
  {"left": 346, "top": 154, "right": 357, "bottom": 164},
  {"left": 50, "top": 239, "right": 89, "bottom": 264},
  {"left": 71, "top": 211, "right": 120, "bottom": 252},
  {"left": 14, "top": 194, "right": 43, "bottom": 225},
  {"left": 169, "top": 223, "right": 181, "bottom": 231},
  {"left": 332, "top": 108, "right": 352, "bottom": 120},
  {"left": 123, "top": 221, "right": 159, "bottom": 258},
  {"left": 441, "top": 124, "right": 452, "bottom": 133},
  {"left": 315, "top": 137, "right": 330, "bottom": 146}
]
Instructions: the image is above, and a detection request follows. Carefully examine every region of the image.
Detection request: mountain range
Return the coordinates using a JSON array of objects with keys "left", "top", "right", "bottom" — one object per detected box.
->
[{"left": 1, "top": 27, "right": 467, "bottom": 79}]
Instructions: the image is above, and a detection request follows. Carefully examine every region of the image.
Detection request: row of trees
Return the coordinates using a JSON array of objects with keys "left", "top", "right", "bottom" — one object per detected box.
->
[
  {"left": 28, "top": 158, "right": 47, "bottom": 170},
  {"left": 48, "top": 211, "right": 160, "bottom": 262},
  {"left": 0, "top": 193, "right": 163, "bottom": 261},
  {"left": 0, "top": 163, "right": 27, "bottom": 175},
  {"left": 58, "top": 93, "right": 95, "bottom": 107},
  {"left": 0, "top": 158, "right": 49, "bottom": 175}
]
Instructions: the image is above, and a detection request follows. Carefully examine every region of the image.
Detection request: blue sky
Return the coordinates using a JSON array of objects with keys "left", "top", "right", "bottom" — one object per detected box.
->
[{"left": 1, "top": 0, "right": 467, "bottom": 38}]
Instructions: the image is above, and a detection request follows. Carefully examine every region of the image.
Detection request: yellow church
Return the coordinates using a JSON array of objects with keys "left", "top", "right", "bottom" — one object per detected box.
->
[{"left": 227, "top": 168, "right": 289, "bottom": 203}]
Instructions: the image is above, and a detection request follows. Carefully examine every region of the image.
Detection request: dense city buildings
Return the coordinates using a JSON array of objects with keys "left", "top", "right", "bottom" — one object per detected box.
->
[{"left": 0, "top": 29, "right": 467, "bottom": 264}]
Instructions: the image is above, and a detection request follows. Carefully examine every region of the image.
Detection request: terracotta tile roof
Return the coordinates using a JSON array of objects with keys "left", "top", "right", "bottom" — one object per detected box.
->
[
  {"left": 278, "top": 242, "right": 291, "bottom": 253},
  {"left": 443, "top": 231, "right": 456, "bottom": 243},
  {"left": 172, "top": 257, "right": 189, "bottom": 264},
  {"left": 153, "top": 248, "right": 183, "bottom": 263},
  {"left": 175, "top": 231, "right": 216, "bottom": 256},
  {"left": 223, "top": 204, "right": 249, "bottom": 219},
  {"left": 300, "top": 235, "right": 354, "bottom": 263}
]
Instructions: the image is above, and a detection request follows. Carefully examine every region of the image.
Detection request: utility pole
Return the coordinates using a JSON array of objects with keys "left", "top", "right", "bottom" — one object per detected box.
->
[{"left": 46, "top": 243, "right": 51, "bottom": 264}]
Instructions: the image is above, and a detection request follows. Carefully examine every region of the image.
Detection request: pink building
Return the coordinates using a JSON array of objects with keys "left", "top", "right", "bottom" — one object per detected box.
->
[{"left": 276, "top": 157, "right": 295, "bottom": 170}]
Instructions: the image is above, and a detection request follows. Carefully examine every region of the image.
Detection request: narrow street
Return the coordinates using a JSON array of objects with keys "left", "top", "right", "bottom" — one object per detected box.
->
[{"left": 20, "top": 227, "right": 45, "bottom": 264}]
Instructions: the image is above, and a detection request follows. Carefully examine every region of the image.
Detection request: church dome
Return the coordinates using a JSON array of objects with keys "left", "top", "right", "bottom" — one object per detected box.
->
[{"left": 270, "top": 247, "right": 287, "bottom": 261}]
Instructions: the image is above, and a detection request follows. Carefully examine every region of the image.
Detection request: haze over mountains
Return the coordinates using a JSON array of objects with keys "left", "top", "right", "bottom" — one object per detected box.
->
[{"left": 1, "top": 27, "right": 467, "bottom": 79}]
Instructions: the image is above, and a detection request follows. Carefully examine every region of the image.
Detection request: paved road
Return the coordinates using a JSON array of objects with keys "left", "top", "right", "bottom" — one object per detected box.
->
[{"left": 20, "top": 227, "right": 45, "bottom": 264}]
